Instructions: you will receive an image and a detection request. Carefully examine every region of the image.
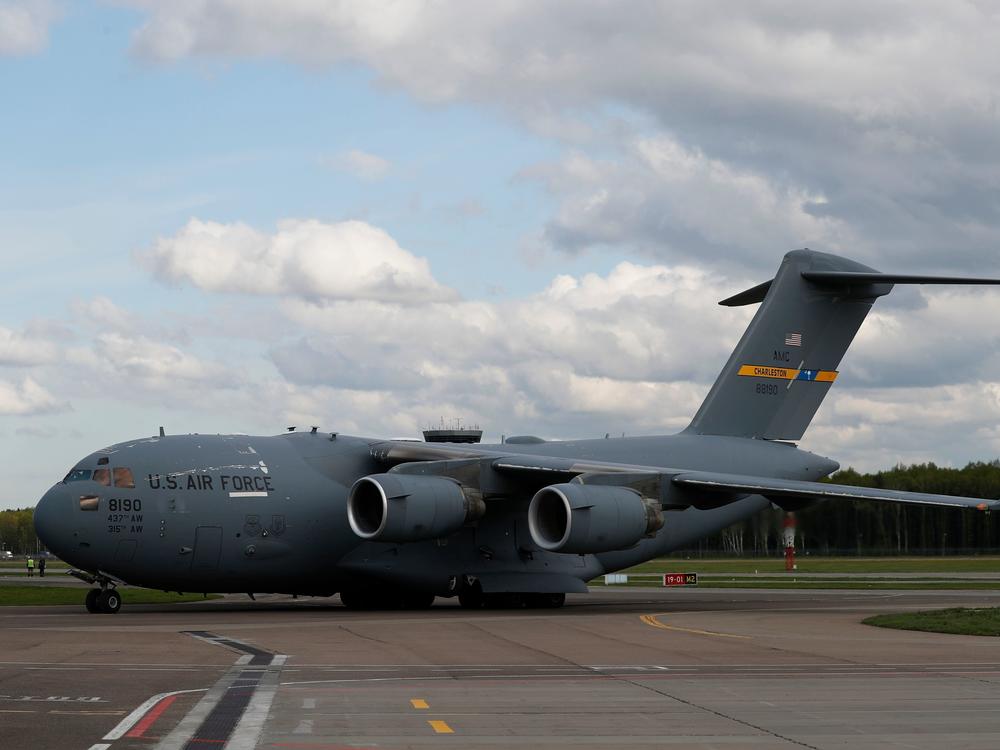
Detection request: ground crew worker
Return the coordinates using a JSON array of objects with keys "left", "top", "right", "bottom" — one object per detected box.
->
[
  {"left": 38, "top": 557, "right": 46, "bottom": 577},
  {"left": 26, "top": 556, "right": 34, "bottom": 577}
]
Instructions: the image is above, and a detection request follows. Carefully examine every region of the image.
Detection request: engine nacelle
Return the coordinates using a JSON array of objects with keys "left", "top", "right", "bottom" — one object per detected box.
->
[
  {"left": 528, "top": 483, "right": 663, "bottom": 554},
  {"left": 347, "top": 473, "right": 485, "bottom": 543}
]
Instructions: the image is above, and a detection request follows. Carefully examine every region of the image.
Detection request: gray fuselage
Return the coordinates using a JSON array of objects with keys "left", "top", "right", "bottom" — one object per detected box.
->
[{"left": 33, "top": 431, "right": 836, "bottom": 597}]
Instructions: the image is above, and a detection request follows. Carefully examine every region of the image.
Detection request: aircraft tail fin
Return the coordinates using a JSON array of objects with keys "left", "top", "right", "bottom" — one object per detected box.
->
[{"left": 685, "top": 249, "right": 1000, "bottom": 441}]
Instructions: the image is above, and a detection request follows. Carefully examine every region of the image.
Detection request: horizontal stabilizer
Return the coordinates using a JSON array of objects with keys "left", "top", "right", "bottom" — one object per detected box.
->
[
  {"left": 673, "top": 471, "right": 1000, "bottom": 511},
  {"left": 803, "top": 271, "right": 1000, "bottom": 286}
]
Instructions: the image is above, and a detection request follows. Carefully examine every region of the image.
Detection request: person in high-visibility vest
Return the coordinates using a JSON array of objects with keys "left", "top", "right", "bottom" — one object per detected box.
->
[{"left": 26, "top": 557, "right": 34, "bottom": 577}]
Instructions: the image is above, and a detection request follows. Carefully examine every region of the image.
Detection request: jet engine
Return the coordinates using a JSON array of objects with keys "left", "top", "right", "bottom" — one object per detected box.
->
[
  {"left": 528, "top": 483, "right": 663, "bottom": 554},
  {"left": 347, "top": 473, "right": 485, "bottom": 543}
]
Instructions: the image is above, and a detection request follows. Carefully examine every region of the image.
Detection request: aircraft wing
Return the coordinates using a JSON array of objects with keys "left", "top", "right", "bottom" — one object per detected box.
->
[
  {"left": 370, "top": 440, "right": 1000, "bottom": 511},
  {"left": 672, "top": 471, "right": 1000, "bottom": 511}
]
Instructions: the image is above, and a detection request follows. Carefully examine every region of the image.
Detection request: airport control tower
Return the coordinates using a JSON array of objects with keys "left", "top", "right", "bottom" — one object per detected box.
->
[{"left": 422, "top": 418, "right": 483, "bottom": 444}]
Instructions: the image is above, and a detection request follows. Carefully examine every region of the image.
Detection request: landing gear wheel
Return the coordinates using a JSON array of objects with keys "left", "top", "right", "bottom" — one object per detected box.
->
[
  {"left": 484, "top": 593, "right": 524, "bottom": 609},
  {"left": 525, "top": 592, "right": 565, "bottom": 609},
  {"left": 85, "top": 589, "right": 100, "bottom": 614},
  {"left": 97, "top": 589, "right": 121, "bottom": 614}
]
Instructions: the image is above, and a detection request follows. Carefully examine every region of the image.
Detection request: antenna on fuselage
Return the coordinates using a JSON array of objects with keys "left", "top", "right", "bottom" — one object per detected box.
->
[{"left": 159, "top": 426, "right": 165, "bottom": 437}]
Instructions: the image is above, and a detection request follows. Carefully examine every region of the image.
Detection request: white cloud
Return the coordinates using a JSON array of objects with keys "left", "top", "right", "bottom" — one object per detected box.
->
[
  {"left": 322, "top": 149, "right": 392, "bottom": 181},
  {"left": 0, "top": 325, "right": 59, "bottom": 366},
  {"left": 65, "top": 332, "right": 230, "bottom": 392},
  {"left": 262, "top": 254, "right": 756, "bottom": 440},
  {"left": 5, "top": 212, "right": 998, "bottom": 474},
  {"left": 0, "top": 376, "right": 64, "bottom": 416},
  {"left": 277, "top": 260, "right": 751, "bottom": 391},
  {"left": 0, "top": 0, "right": 57, "bottom": 56},
  {"left": 71, "top": 296, "right": 136, "bottom": 333},
  {"left": 836, "top": 286, "right": 1000, "bottom": 389},
  {"left": 806, "top": 381, "right": 1000, "bottom": 471},
  {"left": 524, "top": 136, "right": 853, "bottom": 264},
  {"left": 122, "top": 2, "right": 1000, "bottom": 270},
  {"left": 141, "top": 218, "right": 457, "bottom": 304}
]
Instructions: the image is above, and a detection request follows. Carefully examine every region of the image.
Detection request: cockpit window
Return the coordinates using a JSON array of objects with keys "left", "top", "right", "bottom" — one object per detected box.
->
[
  {"left": 113, "top": 468, "right": 135, "bottom": 489},
  {"left": 79, "top": 495, "right": 99, "bottom": 511},
  {"left": 93, "top": 468, "right": 111, "bottom": 486},
  {"left": 64, "top": 469, "right": 92, "bottom": 482}
]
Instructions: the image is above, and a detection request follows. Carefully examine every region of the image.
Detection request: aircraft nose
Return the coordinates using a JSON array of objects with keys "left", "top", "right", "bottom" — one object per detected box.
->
[{"left": 33, "top": 484, "right": 70, "bottom": 556}]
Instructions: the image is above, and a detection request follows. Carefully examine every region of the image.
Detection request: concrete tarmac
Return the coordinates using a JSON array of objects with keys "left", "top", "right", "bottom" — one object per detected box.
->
[{"left": 3, "top": 587, "right": 1000, "bottom": 749}]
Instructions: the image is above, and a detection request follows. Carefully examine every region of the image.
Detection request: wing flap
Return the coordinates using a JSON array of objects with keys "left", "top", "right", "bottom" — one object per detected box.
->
[{"left": 673, "top": 471, "right": 1000, "bottom": 511}]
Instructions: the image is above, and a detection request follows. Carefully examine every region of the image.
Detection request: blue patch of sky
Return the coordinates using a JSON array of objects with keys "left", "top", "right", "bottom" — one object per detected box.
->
[{"left": 1, "top": 2, "right": 636, "bottom": 338}]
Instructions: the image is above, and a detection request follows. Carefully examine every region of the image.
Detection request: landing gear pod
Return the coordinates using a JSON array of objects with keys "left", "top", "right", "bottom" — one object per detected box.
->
[
  {"left": 528, "top": 483, "right": 663, "bottom": 553},
  {"left": 347, "top": 474, "right": 485, "bottom": 543}
]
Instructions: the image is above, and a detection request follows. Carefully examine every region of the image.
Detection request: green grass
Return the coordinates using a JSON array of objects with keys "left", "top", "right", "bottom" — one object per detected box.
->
[
  {"left": 0, "top": 586, "right": 221, "bottom": 606},
  {"left": 864, "top": 608, "right": 1000, "bottom": 636},
  {"left": 619, "top": 556, "right": 1000, "bottom": 575}
]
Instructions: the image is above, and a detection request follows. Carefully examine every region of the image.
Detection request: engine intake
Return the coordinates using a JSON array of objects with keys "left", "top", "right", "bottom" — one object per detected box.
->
[
  {"left": 528, "top": 483, "right": 663, "bottom": 554},
  {"left": 347, "top": 473, "right": 485, "bottom": 543}
]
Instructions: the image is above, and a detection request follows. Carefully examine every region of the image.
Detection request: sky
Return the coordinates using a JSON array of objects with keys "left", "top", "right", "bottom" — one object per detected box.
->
[{"left": 3, "top": 1, "right": 1000, "bottom": 509}]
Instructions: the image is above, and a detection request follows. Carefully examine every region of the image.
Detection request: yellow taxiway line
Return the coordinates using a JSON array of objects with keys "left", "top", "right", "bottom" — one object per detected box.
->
[{"left": 640, "top": 613, "right": 750, "bottom": 639}]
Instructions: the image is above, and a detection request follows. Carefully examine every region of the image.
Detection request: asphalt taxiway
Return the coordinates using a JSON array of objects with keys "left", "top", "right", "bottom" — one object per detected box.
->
[{"left": 3, "top": 587, "right": 1000, "bottom": 750}]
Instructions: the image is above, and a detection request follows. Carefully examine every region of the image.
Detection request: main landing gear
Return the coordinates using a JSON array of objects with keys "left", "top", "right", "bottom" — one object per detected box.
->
[
  {"left": 339, "top": 587, "right": 436, "bottom": 611},
  {"left": 84, "top": 587, "right": 122, "bottom": 614},
  {"left": 457, "top": 581, "right": 565, "bottom": 610}
]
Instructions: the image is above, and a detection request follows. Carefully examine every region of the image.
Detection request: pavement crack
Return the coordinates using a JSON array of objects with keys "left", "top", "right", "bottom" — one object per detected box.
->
[
  {"left": 465, "top": 622, "right": 583, "bottom": 669},
  {"left": 336, "top": 624, "right": 391, "bottom": 646},
  {"left": 611, "top": 674, "right": 822, "bottom": 750}
]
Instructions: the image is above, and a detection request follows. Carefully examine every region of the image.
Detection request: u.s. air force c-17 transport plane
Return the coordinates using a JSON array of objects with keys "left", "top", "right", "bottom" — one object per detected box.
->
[{"left": 32, "top": 249, "right": 1000, "bottom": 613}]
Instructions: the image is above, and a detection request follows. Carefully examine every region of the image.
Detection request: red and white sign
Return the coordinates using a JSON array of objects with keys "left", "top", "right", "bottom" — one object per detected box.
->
[{"left": 663, "top": 573, "right": 698, "bottom": 586}]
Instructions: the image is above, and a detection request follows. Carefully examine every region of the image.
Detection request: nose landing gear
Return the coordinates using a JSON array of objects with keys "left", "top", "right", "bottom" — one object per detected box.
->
[{"left": 70, "top": 569, "right": 123, "bottom": 614}]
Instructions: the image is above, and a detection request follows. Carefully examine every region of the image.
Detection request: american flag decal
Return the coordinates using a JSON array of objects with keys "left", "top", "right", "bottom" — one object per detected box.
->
[{"left": 785, "top": 332, "right": 802, "bottom": 347}]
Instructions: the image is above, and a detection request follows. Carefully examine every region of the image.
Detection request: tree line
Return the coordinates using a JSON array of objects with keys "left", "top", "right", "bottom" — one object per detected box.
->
[{"left": 0, "top": 508, "right": 40, "bottom": 556}]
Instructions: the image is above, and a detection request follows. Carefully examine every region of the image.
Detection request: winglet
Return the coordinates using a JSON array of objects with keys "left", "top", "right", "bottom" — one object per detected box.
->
[{"left": 719, "top": 279, "right": 773, "bottom": 307}]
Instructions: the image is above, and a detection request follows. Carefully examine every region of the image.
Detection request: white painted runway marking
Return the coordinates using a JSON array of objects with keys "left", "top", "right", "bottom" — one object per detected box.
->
[
  {"left": 102, "top": 688, "right": 205, "bottom": 741},
  {"left": 292, "top": 718, "right": 313, "bottom": 734},
  {"left": 226, "top": 654, "right": 287, "bottom": 750},
  {"left": 0, "top": 695, "right": 104, "bottom": 702},
  {"left": 302, "top": 698, "right": 316, "bottom": 709}
]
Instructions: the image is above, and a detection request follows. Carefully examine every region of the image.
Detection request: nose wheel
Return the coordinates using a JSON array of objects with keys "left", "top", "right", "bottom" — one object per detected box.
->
[
  {"left": 84, "top": 587, "right": 122, "bottom": 614},
  {"left": 71, "top": 569, "right": 123, "bottom": 614}
]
